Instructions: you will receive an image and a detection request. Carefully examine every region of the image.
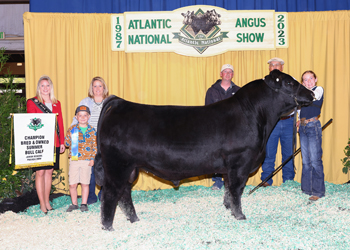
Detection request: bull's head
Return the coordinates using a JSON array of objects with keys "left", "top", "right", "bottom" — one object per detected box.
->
[
  {"left": 181, "top": 11, "right": 194, "bottom": 25},
  {"left": 206, "top": 9, "right": 222, "bottom": 25},
  {"left": 264, "top": 69, "right": 314, "bottom": 107},
  {"left": 31, "top": 118, "right": 42, "bottom": 126}
]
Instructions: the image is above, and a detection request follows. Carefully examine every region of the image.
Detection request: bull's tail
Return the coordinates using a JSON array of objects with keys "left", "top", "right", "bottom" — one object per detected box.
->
[
  {"left": 94, "top": 152, "right": 103, "bottom": 186},
  {"left": 94, "top": 95, "right": 124, "bottom": 186}
]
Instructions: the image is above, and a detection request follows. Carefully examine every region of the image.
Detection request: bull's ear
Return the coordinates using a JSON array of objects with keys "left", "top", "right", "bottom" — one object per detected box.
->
[
  {"left": 263, "top": 75, "right": 279, "bottom": 89},
  {"left": 267, "top": 70, "right": 283, "bottom": 89}
]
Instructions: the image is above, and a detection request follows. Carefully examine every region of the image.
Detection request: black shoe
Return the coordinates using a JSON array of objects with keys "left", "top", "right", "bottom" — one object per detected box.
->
[
  {"left": 80, "top": 204, "right": 89, "bottom": 212},
  {"left": 66, "top": 204, "right": 79, "bottom": 212}
]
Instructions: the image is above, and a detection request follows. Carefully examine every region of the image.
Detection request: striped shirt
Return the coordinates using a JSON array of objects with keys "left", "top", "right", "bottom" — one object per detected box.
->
[{"left": 90, "top": 100, "right": 104, "bottom": 129}]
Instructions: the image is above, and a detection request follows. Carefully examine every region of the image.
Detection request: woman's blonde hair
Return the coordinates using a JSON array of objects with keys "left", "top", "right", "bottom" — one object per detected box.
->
[
  {"left": 36, "top": 75, "right": 57, "bottom": 103},
  {"left": 88, "top": 76, "right": 109, "bottom": 99}
]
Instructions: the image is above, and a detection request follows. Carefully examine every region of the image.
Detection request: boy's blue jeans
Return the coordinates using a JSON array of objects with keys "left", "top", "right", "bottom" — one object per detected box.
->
[{"left": 299, "top": 120, "right": 325, "bottom": 198}]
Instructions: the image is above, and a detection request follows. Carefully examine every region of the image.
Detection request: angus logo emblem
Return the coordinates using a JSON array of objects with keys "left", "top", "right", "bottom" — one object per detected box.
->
[
  {"left": 28, "top": 118, "right": 44, "bottom": 131},
  {"left": 173, "top": 8, "right": 229, "bottom": 54}
]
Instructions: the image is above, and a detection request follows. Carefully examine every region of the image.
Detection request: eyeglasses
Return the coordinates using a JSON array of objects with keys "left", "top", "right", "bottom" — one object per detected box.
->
[{"left": 269, "top": 63, "right": 282, "bottom": 67}]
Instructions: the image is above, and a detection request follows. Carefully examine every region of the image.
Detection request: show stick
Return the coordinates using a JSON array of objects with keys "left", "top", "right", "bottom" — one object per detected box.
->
[{"left": 248, "top": 118, "right": 333, "bottom": 195}]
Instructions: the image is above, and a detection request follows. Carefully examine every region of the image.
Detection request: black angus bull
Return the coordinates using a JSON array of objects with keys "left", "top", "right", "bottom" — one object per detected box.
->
[{"left": 94, "top": 70, "right": 314, "bottom": 231}]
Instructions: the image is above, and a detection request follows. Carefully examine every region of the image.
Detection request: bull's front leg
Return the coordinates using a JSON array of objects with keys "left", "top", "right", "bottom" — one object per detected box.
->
[
  {"left": 226, "top": 169, "right": 247, "bottom": 220},
  {"left": 223, "top": 174, "right": 232, "bottom": 210}
]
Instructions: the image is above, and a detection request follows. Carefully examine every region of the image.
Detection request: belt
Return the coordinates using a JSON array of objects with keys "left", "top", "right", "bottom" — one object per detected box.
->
[
  {"left": 280, "top": 114, "right": 294, "bottom": 120},
  {"left": 300, "top": 116, "right": 319, "bottom": 126}
]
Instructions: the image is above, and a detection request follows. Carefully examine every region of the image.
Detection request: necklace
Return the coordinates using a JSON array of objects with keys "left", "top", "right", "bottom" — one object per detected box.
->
[{"left": 93, "top": 98, "right": 104, "bottom": 106}]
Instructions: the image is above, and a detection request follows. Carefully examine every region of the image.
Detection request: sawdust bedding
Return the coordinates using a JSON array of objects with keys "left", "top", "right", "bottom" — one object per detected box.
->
[{"left": 1, "top": 181, "right": 349, "bottom": 249}]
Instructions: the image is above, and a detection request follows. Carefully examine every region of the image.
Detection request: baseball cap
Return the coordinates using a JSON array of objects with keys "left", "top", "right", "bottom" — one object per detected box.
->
[
  {"left": 75, "top": 105, "right": 91, "bottom": 115},
  {"left": 221, "top": 64, "right": 234, "bottom": 72},
  {"left": 267, "top": 57, "right": 285, "bottom": 65}
]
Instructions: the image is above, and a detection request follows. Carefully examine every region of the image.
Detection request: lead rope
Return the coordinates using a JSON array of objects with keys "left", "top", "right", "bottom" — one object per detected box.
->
[{"left": 291, "top": 84, "right": 301, "bottom": 171}]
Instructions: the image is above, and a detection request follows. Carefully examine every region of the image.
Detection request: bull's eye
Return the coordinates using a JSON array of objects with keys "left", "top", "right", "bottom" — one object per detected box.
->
[{"left": 276, "top": 78, "right": 279, "bottom": 82}]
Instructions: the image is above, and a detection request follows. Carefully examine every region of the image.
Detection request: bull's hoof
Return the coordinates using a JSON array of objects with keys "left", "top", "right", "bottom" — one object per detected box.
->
[
  {"left": 102, "top": 225, "right": 115, "bottom": 231},
  {"left": 128, "top": 216, "right": 140, "bottom": 223},
  {"left": 223, "top": 201, "right": 231, "bottom": 209},
  {"left": 233, "top": 213, "right": 246, "bottom": 220}
]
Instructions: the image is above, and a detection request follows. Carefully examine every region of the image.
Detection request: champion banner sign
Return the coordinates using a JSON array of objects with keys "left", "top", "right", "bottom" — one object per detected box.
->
[
  {"left": 14, "top": 113, "right": 56, "bottom": 169},
  {"left": 111, "top": 5, "right": 288, "bottom": 57}
]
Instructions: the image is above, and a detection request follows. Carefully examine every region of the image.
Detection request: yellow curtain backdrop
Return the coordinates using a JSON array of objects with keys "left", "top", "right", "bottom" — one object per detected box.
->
[{"left": 23, "top": 10, "right": 350, "bottom": 193}]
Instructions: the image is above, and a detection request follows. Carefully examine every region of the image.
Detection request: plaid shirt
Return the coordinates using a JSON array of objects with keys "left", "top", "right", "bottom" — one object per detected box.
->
[{"left": 64, "top": 124, "right": 97, "bottom": 161}]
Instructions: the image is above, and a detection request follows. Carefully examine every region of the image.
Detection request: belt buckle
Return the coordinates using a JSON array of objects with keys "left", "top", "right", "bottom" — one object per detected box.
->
[{"left": 300, "top": 118, "right": 307, "bottom": 126}]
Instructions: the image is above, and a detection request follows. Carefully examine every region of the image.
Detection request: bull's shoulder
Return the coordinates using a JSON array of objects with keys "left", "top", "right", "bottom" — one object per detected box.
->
[{"left": 234, "top": 79, "right": 268, "bottom": 104}]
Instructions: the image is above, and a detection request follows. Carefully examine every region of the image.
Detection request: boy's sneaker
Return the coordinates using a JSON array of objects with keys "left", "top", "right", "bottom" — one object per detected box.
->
[
  {"left": 80, "top": 204, "right": 89, "bottom": 212},
  {"left": 66, "top": 204, "right": 79, "bottom": 212}
]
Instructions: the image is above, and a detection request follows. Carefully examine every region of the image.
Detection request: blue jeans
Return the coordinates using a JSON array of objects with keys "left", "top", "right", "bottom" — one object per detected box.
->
[
  {"left": 87, "top": 166, "right": 102, "bottom": 204},
  {"left": 299, "top": 120, "right": 325, "bottom": 198},
  {"left": 261, "top": 118, "right": 295, "bottom": 185}
]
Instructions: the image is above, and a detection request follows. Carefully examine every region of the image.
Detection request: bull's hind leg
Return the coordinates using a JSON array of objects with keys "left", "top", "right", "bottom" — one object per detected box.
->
[
  {"left": 100, "top": 178, "right": 125, "bottom": 231},
  {"left": 101, "top": 165, "right": 140, "bottom": 230},
  {"left": 118, "top": 168, "right": 140, "bottom": 223},
  {"left": 226, "top": 169, "right": 248, "bottom": 220},
  {"left": 118, "top": 182, "right": 139, "bottom": 223}
]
